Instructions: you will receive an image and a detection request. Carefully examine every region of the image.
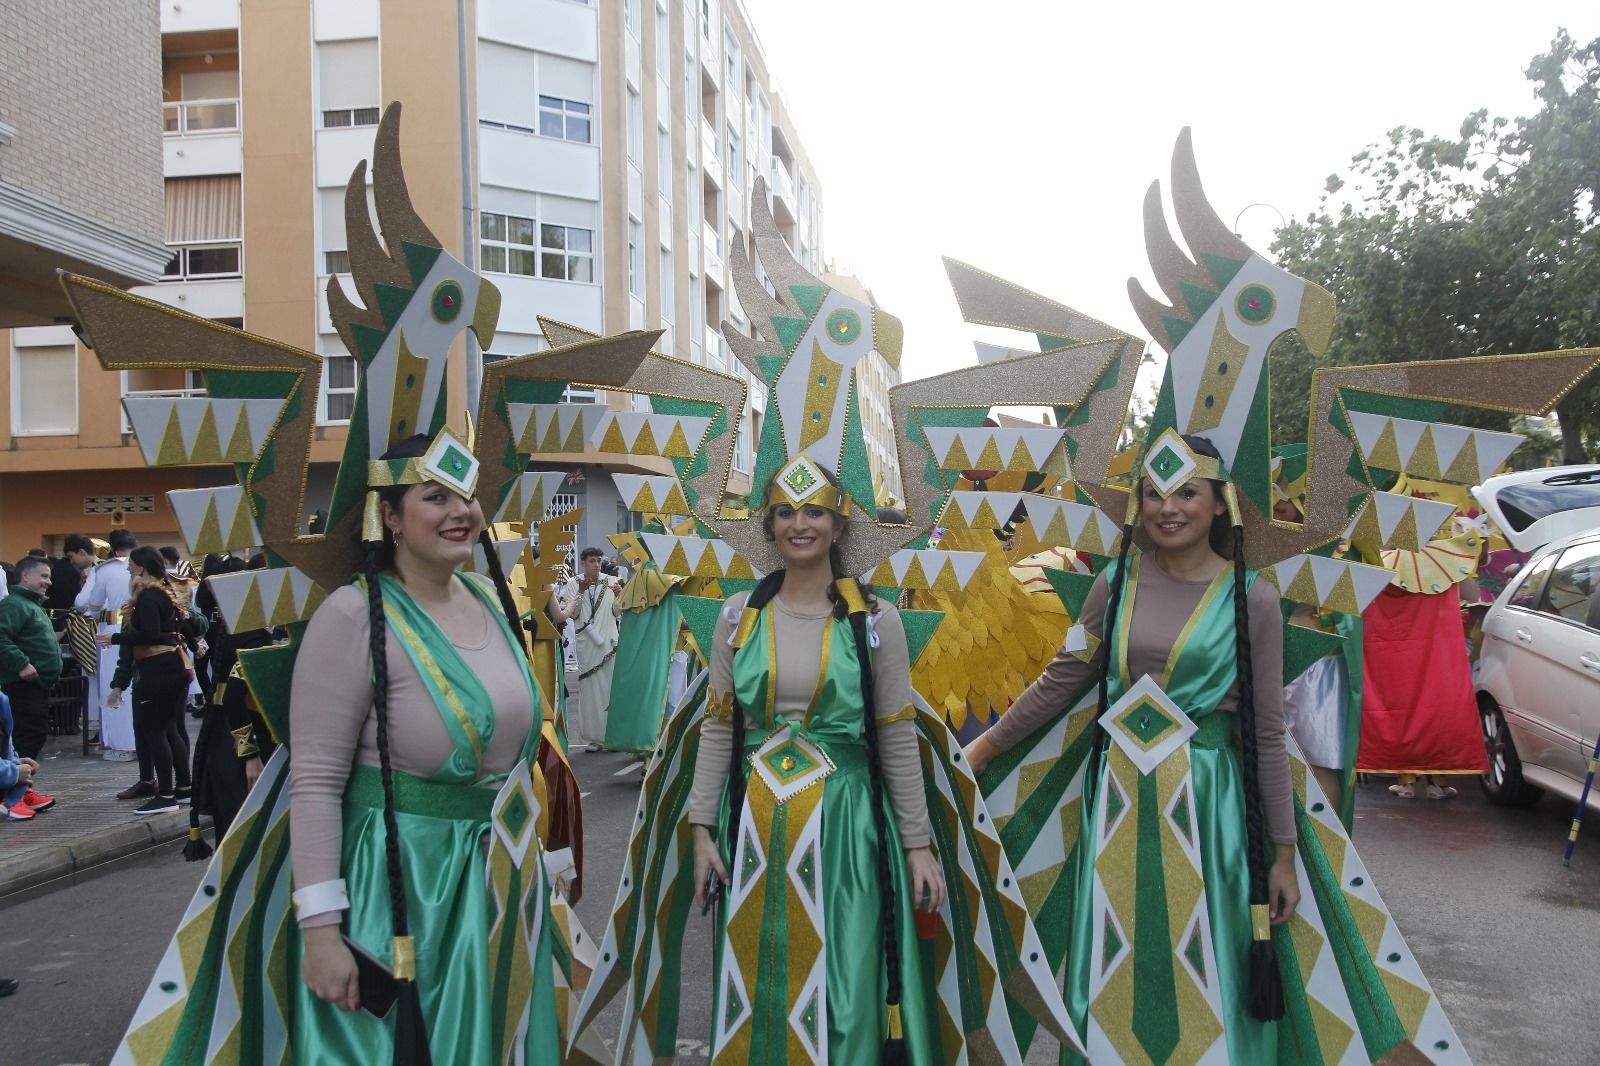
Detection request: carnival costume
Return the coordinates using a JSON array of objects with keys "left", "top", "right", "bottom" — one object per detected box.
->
[
  {"left": 64, "top": 106, "right": 600, "bottom": 1065},
  {"left": 567, "top": 183, "right": 1086, "bottom": 1062},
  {"left": 966, "top": 130, "right": 1600, "bottom": 1065},
  {"left": 603, "top": 555, "right": 693, "bottom": 753}
]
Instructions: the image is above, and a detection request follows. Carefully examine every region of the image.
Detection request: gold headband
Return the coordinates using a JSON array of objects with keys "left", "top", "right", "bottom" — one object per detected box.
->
[
  {"left": 362, "top": 428, "right": 480, "bottom": 542},
  {"left": 1141, "top": 428, "right": 1229, "bottom": 499},
  {"left": 763, "top": 454, "right": 853, "bottom": 517}
]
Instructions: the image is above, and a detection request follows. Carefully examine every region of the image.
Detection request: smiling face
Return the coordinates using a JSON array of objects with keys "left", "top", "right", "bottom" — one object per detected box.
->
[
  {"left": 1141, "top": 477, "right": 1228, "bottom": 556},
  {"left": 581, "top": 554, "right": 603, "bottom": 582},
  {"left": 16, "top": 561, "right": 50, "bottom": 595},
  {"left": 384, "top": 482, "right": 483, "bottom": 573},
  {"left": 769, "top": 503, "right": 840, "bottom": 567}
]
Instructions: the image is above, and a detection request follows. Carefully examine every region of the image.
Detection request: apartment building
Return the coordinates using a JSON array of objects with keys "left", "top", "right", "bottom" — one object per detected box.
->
[
  {"left": 0, "top": 0, "right": 850, "bottom": 560},
  {"left": 0, "top": 1, "right": 169, "bottom": 330}
]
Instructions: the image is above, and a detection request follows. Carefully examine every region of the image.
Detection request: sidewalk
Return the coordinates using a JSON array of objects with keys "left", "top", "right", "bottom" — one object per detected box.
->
[{"left": 0, "top": 733, "right": 199, "bottom": 898}]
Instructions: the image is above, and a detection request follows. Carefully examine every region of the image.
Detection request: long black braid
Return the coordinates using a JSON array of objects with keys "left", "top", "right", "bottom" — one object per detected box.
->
[
  {"left": 1231, "top": 521, "right": 1284, "bottom": 1020},
  {"left": 477, "top": 529, "right": 530, "bottom": 662}
]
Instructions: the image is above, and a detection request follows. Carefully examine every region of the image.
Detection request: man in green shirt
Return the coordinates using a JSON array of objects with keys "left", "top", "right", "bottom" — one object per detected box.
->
[{"left": 0, "top": 556, "right": 64, "bottom": 763}]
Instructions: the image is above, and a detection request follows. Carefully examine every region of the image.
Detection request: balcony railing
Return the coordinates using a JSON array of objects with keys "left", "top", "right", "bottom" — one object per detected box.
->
[
  {"left": 701, "top": 221, "right": 723, "bottom": 281},
  {"left": 162, "top": 241, "right": 242, "bottom": 281},
  {"left": 769, "top": 158, "right": 795, "bottom": 205},
  {"left": 163, "top": 98, "right": 240, "bottom": 136},
  {"left": 700, "top": 120, "right": 719, "bottom": 167}
]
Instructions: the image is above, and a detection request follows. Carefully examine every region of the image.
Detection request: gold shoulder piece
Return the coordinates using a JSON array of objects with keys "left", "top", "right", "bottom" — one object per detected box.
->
[{"left": 832, "top": 578, "right": 868, "bottom": 616}]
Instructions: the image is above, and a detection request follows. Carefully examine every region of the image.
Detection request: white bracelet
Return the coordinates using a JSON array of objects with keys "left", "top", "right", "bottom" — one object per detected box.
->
[{"left": 291, "top": 878, "right": 349, "bottom": 920}]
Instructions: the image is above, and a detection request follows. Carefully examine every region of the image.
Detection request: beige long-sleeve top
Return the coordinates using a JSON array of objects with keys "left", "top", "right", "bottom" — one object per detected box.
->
[
  {"left": 688, "top": 592, "right": 932, "bottom": 849},
  {"left": 984, "top": 558, "right": 1296, "bottom": 845},
  {"left": 289, "top": 582, "right": 536, "bottom": 926}
]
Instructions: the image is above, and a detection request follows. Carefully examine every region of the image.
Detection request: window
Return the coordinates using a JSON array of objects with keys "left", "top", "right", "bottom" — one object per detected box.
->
[
  {"left": 1509, "top": 554, "right": 1556, "bottom": 610},
  {"left": 541, "top": 223, "right": 594, "bottom": 282},
  {"left": 480, "top": 212, "right": 537, "bottom": 276},
  {"left": 624, "top": 0, "right": 641, "bottom": 37},
  {"left": 322, "top": 107, "right": 381, "bottom": 128},
  {"left": 733, "top": 409, "right": 751, "bottom": 472},
  {"left": 726, "top": 123, "right": 741, "bottom": 188},
  {"left": 701, "top": 0, "right": 710, "bottom": 37},
  {"left": 324, "top": 250, "right": 350, "bottom": 275},
  {"left": 538, "top": 96, "right": 591, "bottom": 143},
  {"left": 724, "top": 34, "right": 737, "bottom": 90},
  {"left": 163, "top": 243, "right": 242, "bottom": 280},
  {"left": 321, "top": 346, "right": 359, "bottom": 423},
  {"left": 1543, "top": 543, "right": 1600, "bottom": 628},
  {"left": 658, "top": 127, "right": 673, "bottom": 193},
  {"left": 628, "top": 220, "right": 644, "bottom": 297},
  {"left": 627, "top": 88, "right": 643, "bottom": 164},
  {"left": 319, "top": 39, "right": 379, "bottom": 128},
  {"left": 12, "top": 341, "right": 77, "bottom": 435},
  {"left": 660, "top": 247, "right": 675, "bottom": 319},
  {"left": 655, "top": 7, "right": 671, "bottom": 72}
]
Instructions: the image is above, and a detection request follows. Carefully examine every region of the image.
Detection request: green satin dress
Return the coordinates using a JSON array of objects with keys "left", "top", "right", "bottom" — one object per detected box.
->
[
  {"left": 292, "top": 574, "right": 559, "bottom": 1065},
  {"left": 709, "top": 602, "right": 933, "bottom": 1065}
]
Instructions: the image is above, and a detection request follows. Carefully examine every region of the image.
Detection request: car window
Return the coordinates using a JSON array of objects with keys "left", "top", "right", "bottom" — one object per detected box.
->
[
  {"left": 1542, "top": 542, "right": 1600, "bottom": 630},
  {"left": 1508, "top": 554, "right": 1555, "bottom": 609},
  {"left": 1495, "top": 472, "right": 1600, "bottom": 532}
]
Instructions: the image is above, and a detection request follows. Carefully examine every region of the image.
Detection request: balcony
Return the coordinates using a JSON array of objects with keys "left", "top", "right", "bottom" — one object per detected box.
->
[
  {"left": 769, "top": 158, "right": 796, "bottom": 225},
  {"left": 704, "top": 325, "right": 725, "bottom": 370},
  {"left": 163, "top": 98, "right": 242, "bottom": 176},
  {"left": 700, "top": 120, "right": 720, "bottom": 175},
  {"left": 701, "top": 221, "right": 724, "bottom": 284}
]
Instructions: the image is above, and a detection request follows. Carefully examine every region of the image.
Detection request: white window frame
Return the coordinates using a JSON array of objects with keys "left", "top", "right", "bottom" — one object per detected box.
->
[
  {"left": 163, "top": 240, "right": 243, "bottom": 281},
  {"left": 10, "top": 338, "right": 79, "bottom": 437},
  {"left": 319, "top": 341, "right": 359, "bottom": 425},
  {"left": 321, "top": 106, "right": 381, "bottom": 129},
  {"left": 537, "top": 96, "right": 592, "bottom": 143},
  {"left": 540, "top": 223, "right": 596, "bottom": 283},
  {"left": 480, "top": 211, "right": 537, "bottom": 277}
]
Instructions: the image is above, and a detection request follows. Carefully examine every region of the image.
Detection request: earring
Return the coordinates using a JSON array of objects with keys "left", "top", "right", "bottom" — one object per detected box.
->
[{"left": 392, "top": 529, "right": 404, "bottom": 544}]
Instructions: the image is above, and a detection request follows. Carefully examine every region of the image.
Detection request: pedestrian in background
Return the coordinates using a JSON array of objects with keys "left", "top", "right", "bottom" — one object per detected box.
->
[
  {"left": 47, "top": 534, "right": 95, "bottom": 613},
  {"left": 0, "top": 648, "right": 56, "bottom": 821},
  {"left": 77, "top": 529, "right": 142, "bottom": 774},
  {"left": 553, "top": 546, "right": 622, "bottom": 751},
  {"left": 99, "top": 546, "right": 191, "bottom": 815},
  {"left": 0, "top": 557, "right": 63, "bottom": 765}
]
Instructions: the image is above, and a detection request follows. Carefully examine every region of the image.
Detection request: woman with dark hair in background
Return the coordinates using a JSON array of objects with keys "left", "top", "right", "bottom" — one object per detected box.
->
[
  {"left": 289, "top": 433, "right": 563, "bottom": 1063},
  {"left": 100, "top": 545, "right": 193, "bottom": 816},
  {"left": 966, "top": 433, "right": 1301, "bottom": 1062},
  {"left": 689, "top": 456, "right": 945, "bottom": 1062}
]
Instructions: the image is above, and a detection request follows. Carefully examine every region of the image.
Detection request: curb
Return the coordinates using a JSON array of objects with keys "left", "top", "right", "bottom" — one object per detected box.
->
[{"left": 0, "top": 811, "right": 199, "bottom": 899}]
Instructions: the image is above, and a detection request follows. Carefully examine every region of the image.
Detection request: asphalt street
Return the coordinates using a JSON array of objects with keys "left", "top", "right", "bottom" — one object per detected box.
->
[{"left": 2, "top": 753, "right": 1595, "bottom": 1064}]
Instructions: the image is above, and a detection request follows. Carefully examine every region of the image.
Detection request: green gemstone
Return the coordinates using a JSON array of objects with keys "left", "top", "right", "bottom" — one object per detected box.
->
[{"left": 1121, "top": 698, "right": 1176, "bottom": 745}]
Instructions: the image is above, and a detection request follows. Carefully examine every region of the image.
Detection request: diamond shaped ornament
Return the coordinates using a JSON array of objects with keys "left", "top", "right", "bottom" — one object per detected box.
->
[
  {"left": 420, "top": 428, "right": 480, "bottom": 499},
  {"left": 748, "top": 729, "right": 834, "bottom": 805},
  {"left": 1100, "top": 675, "right": 1198, "bottom": 776},
  {"left": 1143, "top": 428, "right": 1200, "bottom": 498},
  {"left": 775, "top": 454, "right": 826, "bottom": 504}
]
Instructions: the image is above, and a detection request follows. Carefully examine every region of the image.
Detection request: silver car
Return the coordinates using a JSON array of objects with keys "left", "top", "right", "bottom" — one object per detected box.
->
[{"left": 1472, "top": 466, "right": 1600, "bottom": 810}]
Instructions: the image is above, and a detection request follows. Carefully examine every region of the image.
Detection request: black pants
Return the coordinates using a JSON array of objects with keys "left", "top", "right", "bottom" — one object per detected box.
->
[
  {"left": 132, "top": 655, "right": 192, "bottom": 795},
  {"left": 2, "top": 681, "right": 49, "bottom": 761}
]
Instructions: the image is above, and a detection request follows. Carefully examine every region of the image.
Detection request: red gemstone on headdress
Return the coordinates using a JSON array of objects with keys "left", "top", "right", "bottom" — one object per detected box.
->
[
  {"left": 1247, "top": 298, "right": 1261, "bottom": 310},
  {"left": 443, "top": 295, "right": 456, "bottom": 307}
]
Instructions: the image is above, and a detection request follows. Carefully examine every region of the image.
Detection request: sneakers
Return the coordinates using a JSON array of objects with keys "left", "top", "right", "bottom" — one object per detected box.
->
[
  {"left": 174, "top": 787, "right": 193, "bottom": 806},
  {"left": 4, "top": 801, "right": 36, "bottom": 821},
  {"left": 21, "top": 789, "right": 54, "bottom": 812},
  {"left": 134, "top": 795, "right": 180, "bottom": 816},
  {"left": 117, "top": 779, "right": 157, "bottom": 801},
  {"left": 1388, "top": 783, "right": 1415, "bottom": 799},
  {"left": 1426, "top": 784, "right": 1459, "bottom": 800}
]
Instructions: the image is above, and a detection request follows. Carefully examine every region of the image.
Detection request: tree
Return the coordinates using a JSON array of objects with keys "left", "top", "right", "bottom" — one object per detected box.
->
[{"left": 1270, "top": 30, "right": 1600, "bottom": 463}]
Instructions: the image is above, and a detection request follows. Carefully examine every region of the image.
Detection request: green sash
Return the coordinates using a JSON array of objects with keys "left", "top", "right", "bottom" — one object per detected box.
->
[{"left": 365, "top": 572, "right": 542, "bottom": 780}]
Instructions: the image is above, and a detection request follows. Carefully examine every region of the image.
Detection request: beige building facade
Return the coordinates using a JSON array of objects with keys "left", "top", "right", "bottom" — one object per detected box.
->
[{"left": 0, "top": 0, "right": 841, "bottom": 561}]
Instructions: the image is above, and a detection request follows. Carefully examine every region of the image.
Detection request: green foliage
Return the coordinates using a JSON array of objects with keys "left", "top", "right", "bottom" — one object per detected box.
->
[{"left": 1270, "top": 30, "right": 1600, "bottom": 462}]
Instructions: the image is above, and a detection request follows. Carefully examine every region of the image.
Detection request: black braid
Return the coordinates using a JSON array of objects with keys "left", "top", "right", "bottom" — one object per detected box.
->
[
  {"left": 363, "top": 544, "right": 410, "bottom": 946},
  {"left": 848, "top": 603, "right": 908, "bottom": 1063},
  {"left": 1232, "top": 524, "right": 1284, "bottom": 1020},
  {"left": 477, "top": 529, "right": 530, "bottom": 663}
]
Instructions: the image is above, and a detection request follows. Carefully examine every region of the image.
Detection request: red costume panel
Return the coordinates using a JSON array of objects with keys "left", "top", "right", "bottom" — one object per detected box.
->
[{"left": 1358, "top": 585, "right": 1487, "bottom": 774}]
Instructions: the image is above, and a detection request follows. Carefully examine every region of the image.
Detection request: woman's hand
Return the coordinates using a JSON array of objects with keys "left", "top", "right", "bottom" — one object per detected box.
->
[
  {"left": 1268, "top": 844, "right": 1300, "bottom": 926},
  {"left": 961, "top": 733, "right": 1000, "bottom": 776},
  {"left": 244, "top": 756, "right": 263, "bottom": 789},
  {"left": 904, "top": 847, "right": 946, "bottom": 913},
  {"left": 95, "top": 632, "right": 114, "bottom": 648},
  {"left": 691, "top": 825, "right": 730, "bottom": 909},
  {"left": 106, "top": 688, "right": 125, "bottom": 708},
  {"left": 301, "top": 925, "right": 360, "bottom": 1011}
]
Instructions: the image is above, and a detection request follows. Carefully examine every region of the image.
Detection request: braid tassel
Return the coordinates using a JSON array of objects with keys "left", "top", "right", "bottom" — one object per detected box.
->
[
  {"left": 1231, "top": 524, "right": 1284, "bottom": 1022},
  {"left": 364, "top": 545, "right": 434, "bottom": 1064}
]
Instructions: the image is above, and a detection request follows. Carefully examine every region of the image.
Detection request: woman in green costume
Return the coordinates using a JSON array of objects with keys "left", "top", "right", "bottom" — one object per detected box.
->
[
  {"left": 689, "top": 456, "right": 946, "bottom": 1064},
  {"left": 967, "top": 434, "right": 1305, "bottom": 1064},
  {"left": 291, "top": 433, "right": 561, "bottom": 1064}
]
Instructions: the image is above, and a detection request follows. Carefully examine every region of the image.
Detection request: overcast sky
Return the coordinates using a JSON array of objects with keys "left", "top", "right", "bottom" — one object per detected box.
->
[{"left": 740, "top": 0, "right": 1599, "bottom": 386}]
